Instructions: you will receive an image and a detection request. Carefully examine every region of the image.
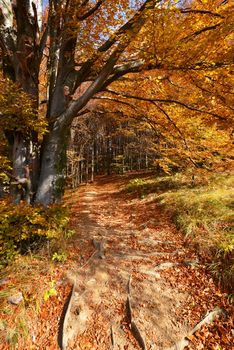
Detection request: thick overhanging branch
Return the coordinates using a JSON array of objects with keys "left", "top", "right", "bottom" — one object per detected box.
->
[
  {"left": 56, "top": 51, "right": 120, "bottom": 128},
  {"left": 113, "top": 59, "right": 146, "bottom": 74},
  {"left": 81, "top": 0, "right": 89, "bottom": 6},
  {"left": 102, "top": 60, "right": 163, "bottom": 89},
  {"left": 52, "top": 0, "right": 153, "bottom": 116},
  {"left": 102, "top": 60, "right": 233, "bottom": 91},
  {"left": 62, "top": 9, "right": 154, "bottom": 125}
]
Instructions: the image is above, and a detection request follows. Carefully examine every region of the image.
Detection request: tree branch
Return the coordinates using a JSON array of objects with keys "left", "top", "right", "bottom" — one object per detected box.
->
[
  {"left": 183, "top": 23, "right": 222, "bottom": 41},
  {"left": 102, "top": 60, "right": 232, "bottom": 91},
  {"left": 77, "top": 0, "right": 104, "bottom": 20},
  {"left": 104, "top": 88, "right": 227, "bottom": 121},
  {"left": 72, "top": 0, "right": 158, "bottom": 93},
  {"left": 102, "top": 59, "right": 162, "bottom": 89},
  {"left": 57, "top": 51, "right": 120, "bottom": 127},
  {"left": 153, "top": 103, "right": 198, "bottom": 167},
  {"left": 180, "top": 8, "right": 224, "bottom": 19},
  {"left": 81, "top": 0, "right": 90, "bottom": 6}
]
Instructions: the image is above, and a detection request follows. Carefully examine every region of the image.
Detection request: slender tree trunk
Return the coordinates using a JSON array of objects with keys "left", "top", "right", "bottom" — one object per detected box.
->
[
  {"left": 145, "top": 153, "right": 148, "bottom": 169},
  {"left": 106, "top": 137, "right": 111, "bottom": 175},
  {"left": 11, "top": 132, "right": 28, "bottom": 203},
  {"left": 85, "top": 150, "right": 89, "bottom": 184},
  {"left": 80, "top": 159, "right": 84, "bottom": 184},
  {"left": 91, "top": 144, "right": 94, "bottom": 182},
  {"left": 76, "top": 161, "right": 80, "bottom": 187}
]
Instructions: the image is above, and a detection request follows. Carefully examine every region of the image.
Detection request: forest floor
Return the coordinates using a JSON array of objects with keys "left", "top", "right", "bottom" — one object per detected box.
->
[{"left": 0, "top": 173, "right": 233, "bottom": 349}]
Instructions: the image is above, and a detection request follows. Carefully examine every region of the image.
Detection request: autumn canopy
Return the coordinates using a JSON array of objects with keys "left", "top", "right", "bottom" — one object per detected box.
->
[{"left": 0, "top": 0, "right": 233, "bottom": 205}]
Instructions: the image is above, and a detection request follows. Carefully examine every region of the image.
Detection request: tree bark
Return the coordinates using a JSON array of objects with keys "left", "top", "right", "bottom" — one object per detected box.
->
[
  {"left": 35, "top": 122, "right": 70, "bottom": 205},
  {"left": 11, "top": 132, "right": 28, "bottom": 203},
  {"left": 91, "top": 144, "right": 94, "bottom": 182}
]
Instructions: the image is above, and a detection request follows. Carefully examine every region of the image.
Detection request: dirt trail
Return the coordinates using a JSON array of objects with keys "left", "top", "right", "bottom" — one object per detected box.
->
[{"left": 62, "top": 174, "right": 232, "bottom": 350}]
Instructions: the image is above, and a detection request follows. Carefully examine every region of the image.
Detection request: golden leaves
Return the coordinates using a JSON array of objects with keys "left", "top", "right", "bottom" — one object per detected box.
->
[{"left": 0, "top": 74, "right": 47, "bottom": 134}]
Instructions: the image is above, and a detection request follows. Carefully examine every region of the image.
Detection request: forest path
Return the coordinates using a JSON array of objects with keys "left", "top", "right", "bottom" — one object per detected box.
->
[{"left": 62, "top": 174, "right": 230, "bottom": 350}]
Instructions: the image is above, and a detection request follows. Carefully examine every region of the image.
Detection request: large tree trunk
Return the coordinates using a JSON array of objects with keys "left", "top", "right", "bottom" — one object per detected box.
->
[{"left": 35, "top": 122, "right": 70, "bottom": 206}]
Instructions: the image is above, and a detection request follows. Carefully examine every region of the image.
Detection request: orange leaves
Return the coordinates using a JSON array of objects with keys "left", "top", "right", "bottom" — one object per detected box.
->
[
  {"left": 79, "top": 337, "right": 98, "bottom": 350},
  {"left": 185, "top": 317, "right": 234, "bottom": 350}
]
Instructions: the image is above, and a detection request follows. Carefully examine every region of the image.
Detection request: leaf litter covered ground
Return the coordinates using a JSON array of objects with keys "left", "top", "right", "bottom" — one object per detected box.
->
[{"left": 0, "top": 173, "right": 233, "bottom": 349}]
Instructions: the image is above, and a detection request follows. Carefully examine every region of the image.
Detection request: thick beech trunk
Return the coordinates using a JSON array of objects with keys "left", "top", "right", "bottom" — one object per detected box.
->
[{"left": 35, "top": 123, "right": 70, "bottom": 206}]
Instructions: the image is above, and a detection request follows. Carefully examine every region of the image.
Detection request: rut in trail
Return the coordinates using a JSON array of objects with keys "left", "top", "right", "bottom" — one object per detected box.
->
[{"left": 61, "top": 175, "right": 219, "bottom": 350}]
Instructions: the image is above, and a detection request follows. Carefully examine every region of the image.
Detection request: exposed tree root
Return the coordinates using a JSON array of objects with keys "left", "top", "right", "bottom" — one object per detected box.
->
[
  {"left": 110, "top": 325, "right": 115, "bottom": 349},
  {"left": 62, "top": 281, "right": 78, "bottom": 350},
  {"left": 93, "top": 239, "right": 105, "bottom": 259},
  {"left": 166, "top": 307, "right": 226, "bottom": 350},
  {"left": 126, "top": 275, "right": 147, "bottom": 350},
  {"left": 62, "top": 240, "right": 105, "bottom": 349}
]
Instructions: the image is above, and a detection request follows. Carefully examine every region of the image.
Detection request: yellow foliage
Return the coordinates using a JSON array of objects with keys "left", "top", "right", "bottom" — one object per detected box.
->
[
  {"left": 0, "top": 74, "right": 47, "bottom": 135},
  {"left": 0, "top": 201, "right": 70, "bottom": 267}
]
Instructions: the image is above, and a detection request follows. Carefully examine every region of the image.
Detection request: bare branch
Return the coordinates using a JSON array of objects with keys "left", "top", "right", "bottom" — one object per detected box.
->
[
  {"left": 153, "top": 103, "right": 198, "bottom": 167},
  {"left": 104, "top": 88, "right": 227, "bottom": 121},
  {"left": 180, "top": 8, "right": 225, "bottom": 19},
  {"left": 77, "top": 0, "right": 104, "bottom": 21},
  {"left": 81, "top": 0, "right": 90, "bottom": 6},
  {"left": 183, "top": 23, "right": 222, "bottom": 41}
]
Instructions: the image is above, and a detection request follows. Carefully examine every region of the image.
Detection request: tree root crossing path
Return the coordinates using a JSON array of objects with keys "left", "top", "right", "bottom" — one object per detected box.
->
[{"left": 62, "top": 174, "right": 231, "bottom": 350}]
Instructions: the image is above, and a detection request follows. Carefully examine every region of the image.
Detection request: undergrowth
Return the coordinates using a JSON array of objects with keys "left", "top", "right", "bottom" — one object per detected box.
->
[
  {"left": 0, "top": 199, "right": 71, "bottom": 268},
  {"left": 0, "top": 200, "right": 74, "bottom": 347},
  {"left": 126, "top": 171, "right": 234, "bottom": 291}
]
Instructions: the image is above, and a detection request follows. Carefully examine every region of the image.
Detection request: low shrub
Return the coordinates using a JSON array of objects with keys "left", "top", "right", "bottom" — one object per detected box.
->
[
  {"left": 0, "top": 200, "right": 70, "bottom": 267},
  {"left": 126, "top": 178, "right": 147, "bottom": 197}
]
